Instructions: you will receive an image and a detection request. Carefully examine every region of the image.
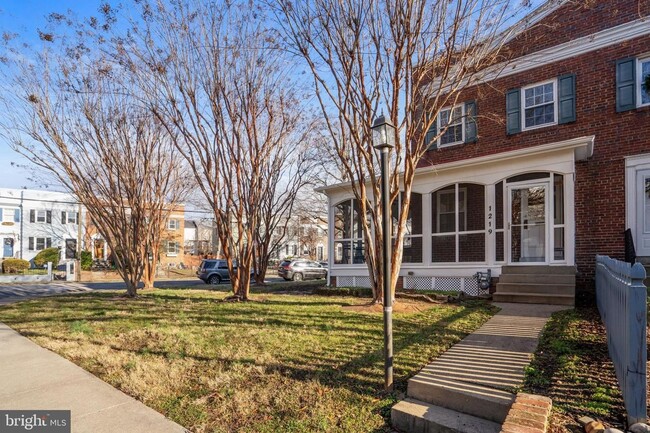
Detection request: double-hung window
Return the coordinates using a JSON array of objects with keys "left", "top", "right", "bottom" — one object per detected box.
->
[
  {"left": 522, "top": 80, "right": 556, "bottom": 130},
  {"left": 168, "top": 219, "right": 180, "bottom": 230},
  {"left": 61, "top": 211, "right": 78, "bottom": 224},
  {"left": 507, "top": 75, "right": 576, "bottom": 134},
  {"left": 164, "top": 240, "right": 180, "bottom": 255},
  {"left": 36, "top": 210, "right": 47, "bottom": 223},
  {"left": 439, "top": 105, "right": 464, "bottom": 146},
  {"left": 424, "top": 101, "right": 477, "bottom": 149},
  {"left": 28, "top": 237, "right": 52, "bottom": 251}
]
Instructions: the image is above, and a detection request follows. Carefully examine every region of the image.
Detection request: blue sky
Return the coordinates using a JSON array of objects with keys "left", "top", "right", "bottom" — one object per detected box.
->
[{"left": 0, "top": 1, "right": 105, "bottom": 189}]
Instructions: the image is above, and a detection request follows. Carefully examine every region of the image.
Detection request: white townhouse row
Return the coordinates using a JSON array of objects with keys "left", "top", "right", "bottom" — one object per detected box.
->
[{"left": 0, "top": 188, "right": 85, "bottom": 264}]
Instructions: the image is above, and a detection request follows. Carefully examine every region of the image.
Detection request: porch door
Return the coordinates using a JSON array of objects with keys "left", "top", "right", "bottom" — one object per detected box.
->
[
  {"left": 636, "top": 170, "right": 650, "bottom": 256},
  {"left": 508, "top": 183, "right": 548, "bottom": 263}
]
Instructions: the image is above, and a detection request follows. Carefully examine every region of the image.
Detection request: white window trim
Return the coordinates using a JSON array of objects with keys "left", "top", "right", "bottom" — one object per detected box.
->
[
  {"left": 36, "top": 210, "right": 47, "bottom": 223},
  {"left": 521, "top": 79, "right": 558, "bottom": 131},
  {"left": 63, "top": 211, "right": 78, "bottom": 224},
  {"left": 637, "top": 56, "right": 650, "bottom": 108},
  {"left": 165, "top": 241, "right": 180, "bottom": 256},
  {"left": 437, "top": 104, "right": 465, "bottom": 148},
  {"left": 168, "top": 219, "right": 180, "bottom": 230}
]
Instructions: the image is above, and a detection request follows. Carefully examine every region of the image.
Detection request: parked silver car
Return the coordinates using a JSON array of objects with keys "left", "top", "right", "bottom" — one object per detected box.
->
[{"left": 278, "top": 259, "right": 327, "bottom": 281}]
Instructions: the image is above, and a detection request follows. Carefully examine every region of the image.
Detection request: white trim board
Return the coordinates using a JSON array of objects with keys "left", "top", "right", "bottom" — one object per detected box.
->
[
  {"left": 427, "top": 17, "right": 650, "bottom": 92},
  {"left": 625, "top": 153, "right": 650, "bottom": 254},
  {"left": 317, "top": 135, "right": 594, "bottom": 196}
]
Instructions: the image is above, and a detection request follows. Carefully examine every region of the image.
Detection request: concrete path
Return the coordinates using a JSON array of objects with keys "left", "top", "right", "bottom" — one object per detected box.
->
[
  {"left": 393, "top": 302, "right": 571, "bottom": 433},
  {"left": 0, "top": 322, "right": 188, "bottom": 433}
]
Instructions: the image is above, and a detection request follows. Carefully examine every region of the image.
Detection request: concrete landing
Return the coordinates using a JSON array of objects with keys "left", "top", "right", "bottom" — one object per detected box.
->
[
  {"left": 393, "top": 302, "right": 570, "bottom": 432},
  {"left": 0, "top": 322, "right": 188, "bottom": 433}
]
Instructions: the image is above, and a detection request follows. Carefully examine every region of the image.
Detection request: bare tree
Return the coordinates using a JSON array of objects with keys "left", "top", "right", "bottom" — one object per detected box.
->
[
  {"left": 108, "top": 0, "right": 319, "bottom": 300},
  {"left": 275, "top": 0, "right": 531, "bottom": 302},
  {"left": 0, "top": 42, "right": 189, "bottom": 297}
]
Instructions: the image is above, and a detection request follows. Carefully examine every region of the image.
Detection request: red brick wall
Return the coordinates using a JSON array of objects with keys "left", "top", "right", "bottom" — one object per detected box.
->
[
  {"left": 505, "top": 0, "right": 649, "bottom": 58},
  {"left": 420, "top": 15, "right": 650, "bottom": 292}
]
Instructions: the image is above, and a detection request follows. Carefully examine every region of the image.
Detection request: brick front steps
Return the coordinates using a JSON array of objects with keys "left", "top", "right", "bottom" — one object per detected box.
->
[{"left": 500, "top": 393, "right": 553, "bottom": 433}]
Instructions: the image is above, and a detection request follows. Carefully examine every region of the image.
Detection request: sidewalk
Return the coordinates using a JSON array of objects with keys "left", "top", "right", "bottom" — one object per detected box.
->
[
  {"left": 392, "top": 302, "right": 571, "bottom": 432},
  {"left": 0, "top": 322, "right": 188, "bottom": 433}
]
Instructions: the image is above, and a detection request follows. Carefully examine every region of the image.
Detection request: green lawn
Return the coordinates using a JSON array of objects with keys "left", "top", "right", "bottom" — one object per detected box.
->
[{"left": 0, "top": 289, "right": 496, "bottom": 433}]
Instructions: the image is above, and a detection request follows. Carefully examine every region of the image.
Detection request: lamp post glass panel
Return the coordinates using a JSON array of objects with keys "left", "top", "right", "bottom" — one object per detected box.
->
[{"left": 371, "top": 114, "right": 395, "bottom": 390}]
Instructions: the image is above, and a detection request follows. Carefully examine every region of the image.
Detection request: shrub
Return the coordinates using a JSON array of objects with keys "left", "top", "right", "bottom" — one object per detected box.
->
[
  {"left": 33, "top": 247, "right": 60, "bottom": 267},
  {"left": 312, "top": 287, "right": 373, "bottom": 298},
  {"left": 80, "top": 250, "right": 92, "bottom": 271},
  {"left": 2, "top": 258, "right": 30, "bottom": 274}
]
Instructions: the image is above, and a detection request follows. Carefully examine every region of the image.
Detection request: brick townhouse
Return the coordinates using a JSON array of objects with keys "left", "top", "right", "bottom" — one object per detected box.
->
[
  {"left": 85, "top": 204, "right": 187, "bottom": 268},
  {"left": 320, "top": 0, "right": 650, "bottom": 304}
]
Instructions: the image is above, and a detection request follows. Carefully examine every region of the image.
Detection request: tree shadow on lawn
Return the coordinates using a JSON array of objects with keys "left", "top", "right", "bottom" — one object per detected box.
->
[{"left": 263, "top": 305, "right": 484, "bottom": 397}]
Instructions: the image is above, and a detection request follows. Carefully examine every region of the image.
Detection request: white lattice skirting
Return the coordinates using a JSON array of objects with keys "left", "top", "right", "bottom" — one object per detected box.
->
[{"left": 337, "top": 275, "right": 484, "bottom": 295}]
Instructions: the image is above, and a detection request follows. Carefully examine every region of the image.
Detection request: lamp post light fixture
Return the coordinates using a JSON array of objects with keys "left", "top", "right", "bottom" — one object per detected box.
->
[{"left": 371, "top": 113, "right": 396, "bottom": 391}]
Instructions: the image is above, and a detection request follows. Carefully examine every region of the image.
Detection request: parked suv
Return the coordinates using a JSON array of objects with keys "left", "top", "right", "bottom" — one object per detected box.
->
[
  {"left": 278, "top": 259, "right": 327, "bottom": 281},
  {"left": 197, "top": 259, "right": 232, "bottom": 285}
]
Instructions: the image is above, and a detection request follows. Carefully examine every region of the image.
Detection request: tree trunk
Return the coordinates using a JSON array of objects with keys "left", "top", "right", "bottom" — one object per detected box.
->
[
  {"left": 125, "top": 280, "right": 138, "bottom": 297},
  {"left": 142, "top": 257, "right": 157, "bottom": 289}
]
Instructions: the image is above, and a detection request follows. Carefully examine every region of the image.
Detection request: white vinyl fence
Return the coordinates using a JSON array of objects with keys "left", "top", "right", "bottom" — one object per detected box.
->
[{"left": 595, "top": 255, "right": 647, "bottom": 424}]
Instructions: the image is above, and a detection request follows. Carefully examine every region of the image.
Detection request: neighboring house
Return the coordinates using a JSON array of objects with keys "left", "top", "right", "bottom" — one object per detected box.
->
[
  {"left": 0, "top": 188, "right": 84, "bottom": 264},
  {"left": 274, "top": 215, "right": 328, "bottom": 261},
  {"left": 184, "top": 218, "right": 220, "bottom": 257},
  {"left": 85, "top": 205, "right": 187, "bottom": 267},
  {"left": 318, "top": 0, "right": 650, "bottom": 303}
]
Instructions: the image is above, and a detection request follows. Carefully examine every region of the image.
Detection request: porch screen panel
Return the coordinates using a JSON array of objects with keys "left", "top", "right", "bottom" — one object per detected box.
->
[
  {"left": 459, "top": 183, "right": 485, "bottom": 262},
  {"left": 333, "top": 199, "right": 364, "bottom": 264},
  {"left": 432, "top": 235, "right": 455, "bottom": 262},
  {"left": 432, "top": 185, "right": 456, "bottom": 262},
  {"left": 403, "top": 193, "right": 423, "bottom": 263},
  {"left": 553, "top": 174, "right": 565, "bottom": 260},
  {"left": 432, "top": 184, "right": 485, "bottom": 263},
  {"left": 495, "top": 181, "right": 505, "bottom": 262}
]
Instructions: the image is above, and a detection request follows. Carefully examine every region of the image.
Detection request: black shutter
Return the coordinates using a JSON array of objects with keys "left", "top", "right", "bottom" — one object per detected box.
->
[
  {"left": 558, "top": 74, "right": 576, "bottom": 124},
  {"left": 46, "top": 238, "right": 52, "bottom": 248},
  {"left": 506, "top": 88, "right": 521, "bottom": 135},
  {"left": 616, "top": 58, "right": 637, "bottom": 112},
  {"left": 61, "top": 211, "right": 66, "bottom": 224},
  {"left": 464, "top": 101, "right": 478, "bottom": 143},
  {"left": 76, "top": 212, "right": 80, "bottom": 224},
  {"left": 46, "top": 211, "right": 52, "bottom": 224},
  {"left": 30, "top": 210, "right": 35, "bottom": 223},
  {"left": 28, "top": 237, "right": 34, "bottom": 251},
  {"left": 425, "top": 115, "right": 438, "bottom": 150}
]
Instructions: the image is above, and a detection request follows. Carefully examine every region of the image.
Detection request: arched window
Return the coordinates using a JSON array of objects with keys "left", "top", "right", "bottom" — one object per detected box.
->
[
  {"left": 333, "top": 199, "right": 365, "bottom": 264},
  {"left": 431, "top": 183, "right": 485, "bottom": 263}
]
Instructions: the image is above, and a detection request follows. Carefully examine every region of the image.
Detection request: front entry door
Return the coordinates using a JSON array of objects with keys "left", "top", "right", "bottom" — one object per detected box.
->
[
  {"left": 636, "top": 169, "right": 650, "bottom": 257},
  {"left": 508, "top": 184, "right": 548, "bottom": 263},
  {"left": 3, "top": 238, "right": 14, "bottom": 258}
]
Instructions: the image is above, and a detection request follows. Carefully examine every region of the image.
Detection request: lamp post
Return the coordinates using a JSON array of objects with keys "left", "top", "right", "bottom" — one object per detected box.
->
[{"left": 371, "top": 113, "right": 396, "bottom": 391}]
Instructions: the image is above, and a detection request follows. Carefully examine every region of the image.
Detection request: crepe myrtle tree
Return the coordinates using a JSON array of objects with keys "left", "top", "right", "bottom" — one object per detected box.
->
[
  {"left": 0, "top": 38, "right": 189, "bottom": 297},
  {"left": 97, "top": 0, "right": 320, "bottom": 299},
  {"left": 274, "top": 0, "right": 534, "bottom": 303}
]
